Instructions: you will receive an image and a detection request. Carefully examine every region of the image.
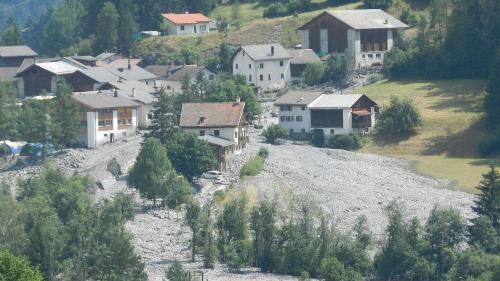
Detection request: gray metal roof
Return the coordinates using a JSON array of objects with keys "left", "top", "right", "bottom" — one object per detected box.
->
[
  {"left": 198, "top": 135, "right": 236, "bottom": 147},
  {"left": 166, "top": 65, "right": 208, "bottom": 81},
  {"left": 35, "top": 61, "right": 80, "bottom": 75},
  {"left": 308, "top": 94, "right": 365, "bottom": 108},
  {"left": 104, "top": 80, "right": 156, "bottom": 104},
  {"left": 275, "top": 90, "right": 323, "bottom": 106},
  {"left": 78, "top": 67, "right": 120, "bottom": 83},
  {"left": 109, "top": 65, "right": 157, "bottom": 81},
  {"left": 144, "top": 65, "right": 173, "bottom": 78},
  {"left": 288, "top": 49, "right": 321, "bottom": 65},
  {"left": 73, "top": 91, "right": 140, "bottom": 109},
  {"left": 96, "top": 52, "right": 116, "bottom": 60},
  {"left": 240, "top": 43, "right": 292, "bottom": 61},
  {"left": 0, "top": 67, "right": 18, "bottom": 81},
  {"left": 326, "top": 9, "right": 409, "bottom": 30},
  {"left": 72, "top": 55, "right": 98, "bottom": 62},
  {"left": 0, "top": 45, "right": 38, "bottom": 58}
]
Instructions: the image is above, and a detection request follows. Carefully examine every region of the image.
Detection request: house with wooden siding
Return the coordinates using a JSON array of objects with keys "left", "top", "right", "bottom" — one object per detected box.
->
[
  {"left": 298, "top": 9, "right": 408, "bottom": 67},
  {"left": 276, "top": 91, "right": 379, "bottom": 139},
  {"left": 73, "top": 90, "right": 140, "bottom": 148},
  {"left": 0, "top": 45, "right": 38, "bottom": 67}
]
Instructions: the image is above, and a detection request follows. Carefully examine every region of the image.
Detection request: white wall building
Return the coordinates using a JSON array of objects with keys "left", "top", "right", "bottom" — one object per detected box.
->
[
  {"left": 73, "top": 91, "right": 139, "bottom": 148},
  {"left": 148, "top": 65, "right": 216, "bottom": 94},
  {"left": 298, "top": 9, "right": 408, "bottom": 68},
  {"left": 232, "top": 43, "right": 292, "bottom": 91},
  {"left": 275, "top": 91, "right": 379, "bottom": 138},
  {"left": 162, "top": 13, "right": 212, "bottom": 35}
]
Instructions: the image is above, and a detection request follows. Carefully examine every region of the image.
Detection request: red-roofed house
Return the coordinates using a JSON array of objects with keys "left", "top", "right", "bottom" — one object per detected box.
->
[{"left": 161, "top": 12, "right": 212, "bottom": 35}]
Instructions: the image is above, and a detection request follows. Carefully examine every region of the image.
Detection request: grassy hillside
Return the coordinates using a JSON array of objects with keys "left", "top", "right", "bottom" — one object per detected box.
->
[
  {"left": 356, "top": 79, "right": 500, "bottom": 193},
  {"left": 134, "top": 1, "right": 362, "bottom": 56}
]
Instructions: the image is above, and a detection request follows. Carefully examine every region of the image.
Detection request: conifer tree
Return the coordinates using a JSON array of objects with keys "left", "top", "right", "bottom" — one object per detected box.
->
[
  {"left": 0, "top": 82, "right": 19, "bottom": 141},
  {"left": 95, "top": 2, "right": 119, "bottom": 53},
  {"left": 472, "top": 166, "right": 500, "bottom": 231},
  {"left": 52, "top": 79, "right": 80, "bottom": 148}
]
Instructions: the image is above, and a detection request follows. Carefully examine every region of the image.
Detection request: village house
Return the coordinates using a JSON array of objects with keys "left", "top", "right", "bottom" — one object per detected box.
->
[
  {"left": 287, "top": 48, "right": 322, "bottom": 81},
  {"left": 99, "top": 79, "right": 156, "bottom": 129},
  {"left": 0, "top": 45, "right": 38, "bottom": 67},
  {"left": 73, "top": 90, "right": 139, "bottom": 148},
  {"left": 232, "top": 43, "right": 292, "bottom": 91},
  {"left": 146, "top": 64, "right": 216, "bottom": 93},
  {"left": 298, "top": 9, "right": 408, "bottom": 67},
  {"left": 161, "top": 12, "right": 212, "bottom": 35},
  {"left": 96, "top": 52, "right": 126, "bottom": 64},
  {"left": 179, "top": 101, "right": 247, "bottom": 171},
  {"left": 275, "top": 91, "right": 379, "bottom": 139}
]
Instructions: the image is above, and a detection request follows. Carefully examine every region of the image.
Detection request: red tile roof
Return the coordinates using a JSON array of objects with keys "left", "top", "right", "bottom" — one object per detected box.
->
[
  {"left": 162, "top": 13, "right": 211, "bottom": 25},
  {"left": 180, "top": 102, "right": 245, "bottom": 128}
]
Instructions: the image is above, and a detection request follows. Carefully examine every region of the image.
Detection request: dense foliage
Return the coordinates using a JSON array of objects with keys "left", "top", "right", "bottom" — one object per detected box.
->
[
  {"left": 262, "top": 124, "right": 288, "bottom": 144},
  {"left": 0, "top": 250, "right": 44, "bottom": 281},
  {"left": 375, "top": 96, "right": 422, "bottom": 136},
  {"left": 327, "top": 134, "right": 363, "bottom": 151}
]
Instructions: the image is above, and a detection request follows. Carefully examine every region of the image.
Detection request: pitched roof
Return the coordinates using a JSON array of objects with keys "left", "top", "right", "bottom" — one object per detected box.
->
[
  {"left": 0, "top": 67, "right": 18, "bottom": 81},
  {"left": 78, "top": 67, "right": 120, "bottom": 83},
  {"left": 33, "top": 61, "right": 80, "bottom": 75},
  {"left": 198, "top": 135, "right": 236, "bottom": 147},
  {"left": 308, "top": 94, "right": 377, "bottom": 108},
  {"left": 180, "top": 102, "right": 245, "bottom": 128},
  {"left": 166, "top": 65, "right": 209, "bottom": 81},
  {"left": 275, "top": 90, "right": 323, "bottom": 106},
  {"left": 102, "top": 80, "right": 156, "bottom": 104},
  {"left": 288, "top": 49, "right": 321, "bottom": 64},
  {"left": 71, "top": 55, "right": 98, "bottom": 62},
  {"left": 73, "top": 91, "right": 140, "bottom": 109},
  {"left": 96, "top": 52, "right": 117, "bottom": 60},
  {"left": 326, "top": 9, "right": 408, "bottom": 30},
  {"left": 239, "top": 44, "right": 292, "bottom": 61},
  {"left": 108, "top": 65, "right": 157, "bottom": 81},
  {"left": 161, "top": 13, "right": 212, "bottom": 25},
  {"left": 0, "top": 45, "right": 38, "bottom": 58},
  {"left": 144, "top": 65, "right": 174, "bottom": 78},
  {"left": 104, "top": 58, "right": 142, "bottom": 69}
]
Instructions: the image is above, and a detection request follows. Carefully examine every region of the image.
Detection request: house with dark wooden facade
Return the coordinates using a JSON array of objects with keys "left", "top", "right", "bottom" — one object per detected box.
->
[
  {"left": 298, "top": 9, "right": 408, "bottom": 67},
  {"left": 0, "top": 45, "right": 38, "bottom": 67}
]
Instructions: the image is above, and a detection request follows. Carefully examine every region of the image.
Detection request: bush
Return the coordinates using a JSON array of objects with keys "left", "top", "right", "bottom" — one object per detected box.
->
[
  {"left": 328, "top": 134, "right": 363, "bottom": 151},
  {"left": 375, "top": 96, "right": 422, "bottom": 136},
  {"left": 302, "top": 62, "right": 325, "bottom": 86},
  {"left": 240, "top": 156, "right": 265, "bottom": 177},
  {"left": 106, "top": 158, "right": 122, "bottom": 178},
  {"left": 310, "top": 129, "right": 325, "bottom": 147},
  {"left": 0, "top": 143, "right": 10, "bottom": 156},
  {"left": 263, "top": 3, "right": 289, "bottom": 18},
  {"left": 324, "top": 55, "right": 348, "bottom": 84},
  {"left": 258, "top": 147, "right": 269, "bottom": 158},
  {"left": 366, "top": 73, "right": 384, "bottom": 85},
  {"left": 479, "top": 129, "right": 500, "bottom": 156},
  {"left": 262, "top": 124, "right": 288, "bottom": 144}
]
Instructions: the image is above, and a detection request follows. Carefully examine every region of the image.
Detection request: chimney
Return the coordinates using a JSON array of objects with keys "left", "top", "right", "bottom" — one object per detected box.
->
[
  {"left": 132, "top": 88, "right": 136, "bottom": 97},
  {"left": 236, "top": 97, "right": 241, "bottom": 103},
  {"left": 384, "top": 19, "right": 388, "bottom": 24},
  {"left": 114, "top": 89, "right": 118, "bottom": 97},
  {"left": 34, "top": 57, "right": 38, "bottom": 64},
  {"left": 271, "top": 45, "right": 275, "bottom": 56},
  {"left": 128, "top": 58, "right": 131, "bottom": 70}
]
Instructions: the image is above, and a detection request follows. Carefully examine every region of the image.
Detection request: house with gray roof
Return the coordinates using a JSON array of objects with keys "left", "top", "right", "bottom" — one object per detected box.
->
[
  {"left": 232, "top": 43, "right": 292, "bottom": 91},
  {"left": 276, "top": 91, "right": 379, "bottom": 138},
  {"left": 287, "top": 49, "right": 321, "bottom": 80},
  {"left": 148, "top": 64, "right": 216, "bottom": 93},
  {"left": 298, "top": 9, "right": 409, "bottom": 67},
  {"left": 73, "top": 90, "right": 140, "bottom": 148},
  {"left": 0, "top": 45, "right": 38, "bottom": 67}
]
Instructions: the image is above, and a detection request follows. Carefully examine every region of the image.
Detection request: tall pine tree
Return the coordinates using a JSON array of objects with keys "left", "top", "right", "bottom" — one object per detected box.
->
[
  {"left": 95, "top": 2, "right": 119, "bottom": 53},
  {"left": 51, "top": 80, "right": 80, "bottom": 148}
]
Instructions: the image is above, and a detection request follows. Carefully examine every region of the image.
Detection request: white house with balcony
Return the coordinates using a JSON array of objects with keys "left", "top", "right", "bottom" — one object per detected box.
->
[
  {"left": 232, "top": 43, "right": 292, "bottom": 91},
  {"left": 275, "top": 91, "right": 379, "bottom": 139},
  {"left": 298, "top": 9, "right": 408, "bottom": 67}
]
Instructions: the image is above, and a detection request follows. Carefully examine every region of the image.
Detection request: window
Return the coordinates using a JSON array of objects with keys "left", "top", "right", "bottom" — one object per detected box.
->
[
  {"left": 98, "top": 120, "right": 113, "bottom": 127},
  {"left": 301, "top": 106, "right": 306, "bottom": 111},
  {"left": 280, "top": 61, "right": 284, "bottom": 67},
  {"left": 122, "top": 132, "right": 127, "bottom": 136},
  {"left": 268, "top": 74, "right": 271, "bottom": 81},
  {"left": 296, "top": 116, "right": 303, "bottom": 122},
  {"left": 234, "top": 131, "right": 238, "bottom": 138},
  {"left": 214, "top": 130, "right": 220, "bottom": 136},
  {"left": 301, "top": 129, "right": 306, "bottom": 133},
  {"left": 281, "top": 73, "right": 284, "bottom": 79},
  {"left": 167, "top": 85, "right": 171, "bottom": 90},
  {"left": 280, "top": 105, "right": 292, "bottom": 111},
  {"left": 208, "top": 74, "right": 214, "bottom": 80},
  {"left": 286, "top": 116, "right": 293, "bottom": 122},
  {"left": 259, "top": 63, "right": 264, "bottom": 69},
  {"left": 259, "top": 74, "right": 264, "bottom": 81},
  {"left": 368, "top": 54, "right": 374, "bottom": 59},
  {"left": 376, "top": 53, "right": 382, "bottom": 59},
  {"left": 362, "top": 54, "right": 366, "bottom": 59},
  {"left": 290, "top": 129, "right": 294, "bottom": 133},
  {"left": 180, "top": 25, "right": 185, "bottom": 30},
  {"left": 235, "top": 64, "right": 239, "bottom": 69},
  {"left": 200, "top": 25, "right": 207, "bottom": 32},
  {"left": 280, "top": 116, "right": 286, "bottom": 122},
  {"left": 248, "top": 64, "right": 251, "bottom": 69},
  {"left": 147, "top": 114, "right": 153, "bottom": 120},
  {"left": 330, "top": 129, "right": 335, "bottom": 134},
  {"left": 249, "top": 75, "right": 252, "bottom": 82},
  {"left": 200, "top": 130, "right": 205, "bottom": 136}
]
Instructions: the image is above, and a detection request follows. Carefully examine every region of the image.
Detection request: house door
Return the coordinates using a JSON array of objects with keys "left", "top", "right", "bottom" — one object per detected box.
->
[
  {"left": 194, "top": 25, "right": 197, "bottom": 33},
  {"left": 110, "top": 133, "right": 114, "bottom": 143}
]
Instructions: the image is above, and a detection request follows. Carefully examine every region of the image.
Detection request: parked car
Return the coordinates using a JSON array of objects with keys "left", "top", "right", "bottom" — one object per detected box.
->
[{"left": 202, "top": 170, "right": 222, "bottom": 179}]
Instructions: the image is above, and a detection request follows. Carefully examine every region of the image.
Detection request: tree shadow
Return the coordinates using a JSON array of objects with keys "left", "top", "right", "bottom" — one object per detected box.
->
[
  {"left": 418, "top": 80, "right": 486, "bottom": 113},
  {"left": 371, "top": 132, "right": 415, "bottom": 146}
]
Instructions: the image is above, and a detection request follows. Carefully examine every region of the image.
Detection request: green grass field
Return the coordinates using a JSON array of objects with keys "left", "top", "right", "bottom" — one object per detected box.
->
[{"left": 355, "top": 79, "right": 499, "bottom": 193}]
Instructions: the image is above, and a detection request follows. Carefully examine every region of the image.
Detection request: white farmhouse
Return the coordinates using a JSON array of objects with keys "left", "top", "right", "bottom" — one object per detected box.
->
[
  {"left": 73, "top": 91, "right": 139, "bottom": 148},
  {"left": 275, "top": 91, "right": 379, "bottom": 138},
  {"left": 232, "top": 43, "right": 292, "bottom": 91},
  {"left": 161, "top": 13, "right": 212, "bottom": 35},
  {"left": 298, "top": 9, "right": 408, "bottom": 67}
]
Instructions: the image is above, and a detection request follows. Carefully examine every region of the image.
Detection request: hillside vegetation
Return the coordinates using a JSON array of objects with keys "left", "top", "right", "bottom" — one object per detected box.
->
[
  {"left": 134, "top": 1, "right": 362, "bottom": 56},
  {"left": 357, "top": 79, "right": 499, "bottom": 193}
]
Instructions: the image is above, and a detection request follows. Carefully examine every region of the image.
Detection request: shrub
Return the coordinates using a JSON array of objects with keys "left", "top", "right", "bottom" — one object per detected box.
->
[
  {"left": 106, "top": 158, "right": 122, "bottom": 178},
  {"left": 479, "top": 129, "right": 500, "bottom": 156},
  {"left": 262, "top": 124, "right": 288, "bottom": 144},
  {"left": 263, "top": 3, "right": 289, "bottom": 18},
  {"left": 324, "top": 55, "right": 348, "bottom": 84},
  {"left": 366, "top": 73, "right": 384, "bottom": 85},
  {"left": 328, "top": 134, "right": 363, "bottom": 151},
  {"left": 240, "top": 156, "right": 265, "bottom": 177},
  {"left": 214, "top": 190, "right": 225, "bottom": 202},
  {"left": 258, "top": 147, "right": 269, "bottom": 158},
  {"left": 302, "top": 62, "right": 325, "bottom": 86},
  {"left": 310, "top": 129, "right": 325, "bottom": 147},
  {"left": 0, "top": 143, "right": 10, "bottom": 156},
  {"left": 375, "top": 96, "right": 422, "bottom": 136}
]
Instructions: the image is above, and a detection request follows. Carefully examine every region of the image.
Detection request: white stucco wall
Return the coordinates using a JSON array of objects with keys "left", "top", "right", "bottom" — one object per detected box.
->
[
  {"left": 277, "top": 105, "right": 311, "bottom": 134},
  {"left": 182, "top": 126, "right": 244, "bottom": 145},
  {"left": 83, "top": 108, "right": 138, "bottom": 148},
  {"left": 168, "top": 22, "right": 210, "bottom": 35}
]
